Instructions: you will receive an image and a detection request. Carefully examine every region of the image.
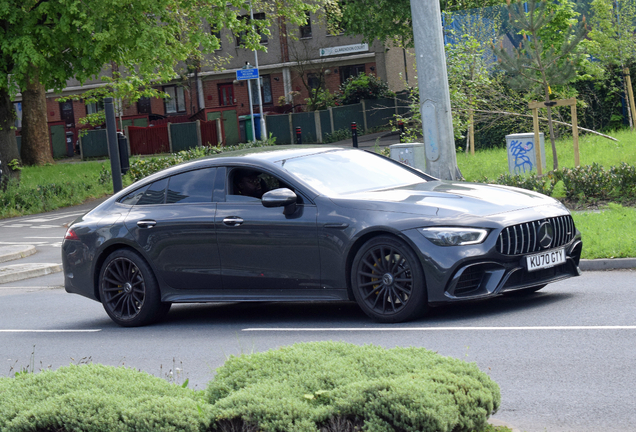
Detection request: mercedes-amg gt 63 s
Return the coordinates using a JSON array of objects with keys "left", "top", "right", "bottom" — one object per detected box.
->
[{"left": 62, "top": 147, "right": 582, "bottom": 326}]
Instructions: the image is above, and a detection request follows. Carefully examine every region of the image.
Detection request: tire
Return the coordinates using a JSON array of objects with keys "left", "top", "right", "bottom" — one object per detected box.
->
[
  {"left": 98, "top": 249, "right": 171, "bottom": 327},
  {"left": 351, "top": 236, "right": 428, "bottom": 323},
  {"left": 504, "top": 284, "right": 547, "bottom": 296}
]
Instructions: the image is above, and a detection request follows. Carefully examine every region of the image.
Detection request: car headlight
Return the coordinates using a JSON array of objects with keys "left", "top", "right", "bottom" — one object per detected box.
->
[{"left": 419, "top": 227, "right": 489, "bottom": 246}]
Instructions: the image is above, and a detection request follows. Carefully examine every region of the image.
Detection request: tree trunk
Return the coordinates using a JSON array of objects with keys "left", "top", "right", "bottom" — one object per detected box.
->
[
  {"left": 21, "top": 66, "right": 54, "bottom": 166},
  {"left": 0, "top": 86, "right": 21, "bottom": 188},
  {"left": 544, "top": 85, "right": 558, "bottom": 170}
]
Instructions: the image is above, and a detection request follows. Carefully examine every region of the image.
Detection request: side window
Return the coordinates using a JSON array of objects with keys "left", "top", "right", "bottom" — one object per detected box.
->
[
  {"left": 137, "top": 178, "right": 168, "bottom": 205},
  {"left": 120, "top": 185, "right": 149, "bottom": 206},
  {"left": 229, "top": 168, "right": 295, "bottom": 202},
  {"left": 166, "top": 168, "right": 216, "bottom": 204}
]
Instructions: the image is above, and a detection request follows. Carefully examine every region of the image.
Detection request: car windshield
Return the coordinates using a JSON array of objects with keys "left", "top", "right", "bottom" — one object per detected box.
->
[{"left": 278, "top": 150, "right": 427, "bottom": 196}]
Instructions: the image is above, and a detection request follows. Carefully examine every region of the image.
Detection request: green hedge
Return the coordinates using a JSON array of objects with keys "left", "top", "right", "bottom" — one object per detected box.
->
[
  {"left": 0, "top": 342, "right": 501, "bottom": 432},
  {"left": 481, "top": 162, "right": 636, "bottom": 203},
  {"left": 0, "top": 364, "right": 210, "bottom": 432},
  {"left": 207, "top": 341, "right": 500, "bottom": 432},
  {"left": 127, "top": 139, "right": 277, "bottom": 183}
]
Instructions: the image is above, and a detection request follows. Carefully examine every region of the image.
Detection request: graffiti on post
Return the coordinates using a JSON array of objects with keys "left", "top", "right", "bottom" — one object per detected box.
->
[{"left": 509, "top": 140, "right": 534, "bottom": 174}]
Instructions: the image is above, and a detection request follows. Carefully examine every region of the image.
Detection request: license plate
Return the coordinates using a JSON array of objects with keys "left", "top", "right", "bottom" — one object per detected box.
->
[{"left": 526, "top": 248, "right": 566, "bottom": 272}]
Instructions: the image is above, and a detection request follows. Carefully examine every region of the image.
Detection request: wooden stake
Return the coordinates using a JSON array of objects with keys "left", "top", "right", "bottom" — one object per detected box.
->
[
  {"left": 624, "top": 68, "right": 636, "bottom": 133},
  {"left": 469, "top": 108, "right": 475, "bottom": 156},
  {"left": 571, "top": 104, "right": 580, "bottom": 167},
  {"left": 532, "top": 107, "right": 542, "bottom": 176}
]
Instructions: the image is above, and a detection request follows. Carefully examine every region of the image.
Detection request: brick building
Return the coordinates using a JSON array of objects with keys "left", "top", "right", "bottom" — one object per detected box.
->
[{"left": 13, "top": 11, "right": 416, "bottom": 149}]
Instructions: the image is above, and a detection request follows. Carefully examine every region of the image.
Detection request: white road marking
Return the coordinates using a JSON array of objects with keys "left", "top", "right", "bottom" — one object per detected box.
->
[
  {"left": 25, "top": 237, "right": 63, "bottom": 239},
  {"left": 0, "top": 329, "right": 101, "bottom": 333},
  {"left": 0, "top": 242, "right": 47, "bottom": 245},
  {"left": 242, "top": 326, "right": 636, "bottom": 332},
  {"left": 30, "top": 225, "right": 64, "bottom": 229}
]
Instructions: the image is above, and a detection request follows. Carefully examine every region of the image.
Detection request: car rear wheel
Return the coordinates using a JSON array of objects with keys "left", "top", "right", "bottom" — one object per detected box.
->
[
  {"left": 99, "top": 249, "right": 171, "bottom": 327},
  {"left": 351, "top": 236, "right": 428, "bottom": 323}
]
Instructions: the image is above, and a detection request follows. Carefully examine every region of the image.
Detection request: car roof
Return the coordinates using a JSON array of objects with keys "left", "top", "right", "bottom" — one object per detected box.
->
[{"left": 202, "top": 145, "right": 347, "bottom": 163}]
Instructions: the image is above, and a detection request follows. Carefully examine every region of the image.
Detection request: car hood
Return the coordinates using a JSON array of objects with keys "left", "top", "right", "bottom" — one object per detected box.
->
[{"left": 330, "top": 181, "right": 564, "bottom": 218}]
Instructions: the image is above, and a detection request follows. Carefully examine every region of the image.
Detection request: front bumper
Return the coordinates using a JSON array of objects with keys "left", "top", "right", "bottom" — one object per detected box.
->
[{"left": 402, "top": 228, "right": 583, "bottom": 305}]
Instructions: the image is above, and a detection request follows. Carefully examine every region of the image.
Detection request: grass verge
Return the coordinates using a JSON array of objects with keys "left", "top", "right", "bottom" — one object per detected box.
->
[{"left": 571, "top": 203, "right": 636, "bottom": 259}]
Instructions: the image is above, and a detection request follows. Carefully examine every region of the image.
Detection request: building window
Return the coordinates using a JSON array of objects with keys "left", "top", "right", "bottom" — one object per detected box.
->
[
  {"left": 86, "top": 100, "right": 104, "bottom": 115},
  {"left": 237, "top": 13, "right": 267, "bottom": 47},
  {"left": 340, "top": 64, "right": 365, "bottom": 84},
  {"left": 250, "top": 75, "right": 273, "bottom": 105},
  {"left": 307, "top": 73, "right": 322, "bottom": 90},
  {"left": 212, "top": 30, "right": 222, "bottom": 50},
  {"left": 218, "top": 83, "right": 234, "bottom": 106},
  {"left": 137, "top": 97, "right": 152, "bottom": 114},
  {"left": 300, "top": 12, "right": 312, "bottom": 38},
  {"left": 60, "top": 101, "right": 75, "bottom": 126},
  {"left": 164, "top": 85, "right": 186, "bottom": 114},
  {"left": 13, "top": 102, "right": 22, "bottom": 129}
]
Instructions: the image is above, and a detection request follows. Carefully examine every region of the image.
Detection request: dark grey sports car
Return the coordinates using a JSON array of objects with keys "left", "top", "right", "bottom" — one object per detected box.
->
[{"left": 62, "top": 146, "right": 582, "bottom": 326}]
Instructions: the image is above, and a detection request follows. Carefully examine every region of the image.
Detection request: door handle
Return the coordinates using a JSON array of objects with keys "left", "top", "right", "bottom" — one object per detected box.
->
[
  {"left": 223, "top": 217, "right": 244, "bottom": 227},
  {"left": 137, "top": 220, "right": 157, "bottom": 228}
]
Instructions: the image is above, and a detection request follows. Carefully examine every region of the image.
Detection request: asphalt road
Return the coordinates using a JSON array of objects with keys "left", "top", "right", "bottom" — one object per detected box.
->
[{"left": 1, "top": 202, "right": 635, "bottom": 432}]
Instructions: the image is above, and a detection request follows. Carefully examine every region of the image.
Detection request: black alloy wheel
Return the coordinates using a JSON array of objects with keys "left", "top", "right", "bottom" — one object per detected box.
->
[
  {"left": 99, "top": 249, "right": 170, "bottom": 327},
  {"left": 352, "top": 236, "right": 428, "bottom": 323}
]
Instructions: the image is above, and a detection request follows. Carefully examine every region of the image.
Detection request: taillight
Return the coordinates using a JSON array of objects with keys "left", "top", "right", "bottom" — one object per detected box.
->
[{"left": 64, "top": 227, "right": 79, "bottom": 241}]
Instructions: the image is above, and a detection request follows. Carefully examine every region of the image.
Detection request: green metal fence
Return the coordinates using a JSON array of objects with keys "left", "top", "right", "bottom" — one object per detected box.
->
[
  {"left": 81, "top": 130, "right": 109, "bottom": 159},
  {"left": 170, "top": 122, "right": 199, "bottom": 152}
]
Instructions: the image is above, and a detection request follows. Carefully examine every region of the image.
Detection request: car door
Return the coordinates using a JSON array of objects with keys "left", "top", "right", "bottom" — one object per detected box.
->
[
  {"left": 214, "top": 166, "right": 321, "bottom": 292},
  {"left": 124, "top": 167, "right": 221, "bottom": 290}
]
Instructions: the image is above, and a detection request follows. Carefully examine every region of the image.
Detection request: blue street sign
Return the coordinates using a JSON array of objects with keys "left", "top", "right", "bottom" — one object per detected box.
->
[{"left": 236, "top": 68, "right": 259, "bottom": 80}]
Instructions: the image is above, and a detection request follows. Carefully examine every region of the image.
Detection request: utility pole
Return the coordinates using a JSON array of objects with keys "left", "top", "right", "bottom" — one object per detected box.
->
[{"left": 409, "top": 0, "right": 460, "bottom": 180}]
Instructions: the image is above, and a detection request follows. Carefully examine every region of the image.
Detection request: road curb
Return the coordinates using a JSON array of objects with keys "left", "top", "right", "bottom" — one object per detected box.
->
[
  {"left": 0, "top": 245, "right": 37, "bottom": 264},
  {"left": 0, "top": 263, "right": 63, "bottom": 284},
  {"left": 580, "top": 258, "right": 636, "bottom": 271}
]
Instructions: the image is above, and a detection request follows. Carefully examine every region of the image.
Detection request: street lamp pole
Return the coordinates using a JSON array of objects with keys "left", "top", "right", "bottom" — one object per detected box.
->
[
  {"left": 245, "top": 63, "right": 257, "bottom": 143},
  {"left": 409, "top": 0, "right": 460, "bottom": 180},
  {"left": 250, "top": 4, "right": 267, "bottom": 140}
]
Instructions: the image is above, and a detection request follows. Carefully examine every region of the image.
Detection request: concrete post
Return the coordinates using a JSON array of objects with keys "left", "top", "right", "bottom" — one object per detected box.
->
[
  {"left": 196, "top": 119, "right": 202, "bottom": 147},
  {"left": 167, "top": 122, "right": 173, "bottom": 152},
  {"left": 410, "top": 0, "right": 460, "bottom": 180}
]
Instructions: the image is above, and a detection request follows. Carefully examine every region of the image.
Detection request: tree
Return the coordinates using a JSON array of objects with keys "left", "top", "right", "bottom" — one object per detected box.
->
[
  {"left": 325, "top": 0, "right": 506, "bottom": 48},
  {"left": 0, "top": 0, "right": 320, "bottom": 185},
  {"left": 587, "top": 0, "right": 636, "bottom": 128},
  {"left": 492, "top": 0, "right": 588, "bottom": 170}
]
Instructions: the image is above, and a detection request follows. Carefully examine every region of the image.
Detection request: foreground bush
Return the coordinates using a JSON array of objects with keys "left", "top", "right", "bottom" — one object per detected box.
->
[
  {"left": 207, "top": 341, "right": 500, "bottom": 432},
  {"left": 0, "top": 343, "right": 501, "bottom": 432},
  {"left": 0, "top": 364, "right": 209, "bottom": 432}
]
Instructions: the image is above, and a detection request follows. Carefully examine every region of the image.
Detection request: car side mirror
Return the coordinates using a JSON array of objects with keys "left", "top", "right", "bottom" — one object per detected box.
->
[{"left": 262, "top": 188, "right": 297, "bottom": 215}]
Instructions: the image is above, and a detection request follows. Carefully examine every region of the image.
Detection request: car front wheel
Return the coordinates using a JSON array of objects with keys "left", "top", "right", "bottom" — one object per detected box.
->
[
  {"left": 98, "top": 249, "right": 171, "bottom": 327},
  {"left": 351, "top": 236, "right": 428, "bottom": 323}
]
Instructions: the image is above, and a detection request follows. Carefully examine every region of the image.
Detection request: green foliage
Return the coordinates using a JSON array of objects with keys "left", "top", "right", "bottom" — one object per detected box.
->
[
  {"left": 127, "top": 139, "right": 277, "bottom": 183},
  {"left": 482, "top": 162, "right": 636, "bottom": 203},
  {"left": 587, "top": 0, "right": 636, "bottom": 73},
  {"left": 336, "top": 73, "right": 395, "bottom": 106},
  {"left": 325, "top": 0, "right": 506, "bottom": 47},
  {"left": 493, "top": 0, "right": 588, "bottom": 95},
  {"left": 7, "top": 159, "right": 21, "bottom": 171},
  {"left": 207, "top": 341, "right": 501, "bottom": 432},
  {"left": 305, "top": 88, "right": 337, "bottom": 111},
  {"left": 0, "top": 364, "right": 209, "bottom": 432}
]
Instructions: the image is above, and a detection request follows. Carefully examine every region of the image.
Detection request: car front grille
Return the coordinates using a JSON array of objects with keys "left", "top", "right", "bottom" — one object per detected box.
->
[
  {"left": 454, "top": 265, "right": 486, "bottom": 296},
  {"left": 496, "top": 215, "right": 576, "bottom": 256}
]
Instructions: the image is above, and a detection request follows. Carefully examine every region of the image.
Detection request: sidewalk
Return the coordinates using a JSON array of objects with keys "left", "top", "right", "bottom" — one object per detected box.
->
[{"left": 330, "top": 130, "right": 403, "bottom": 149}]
